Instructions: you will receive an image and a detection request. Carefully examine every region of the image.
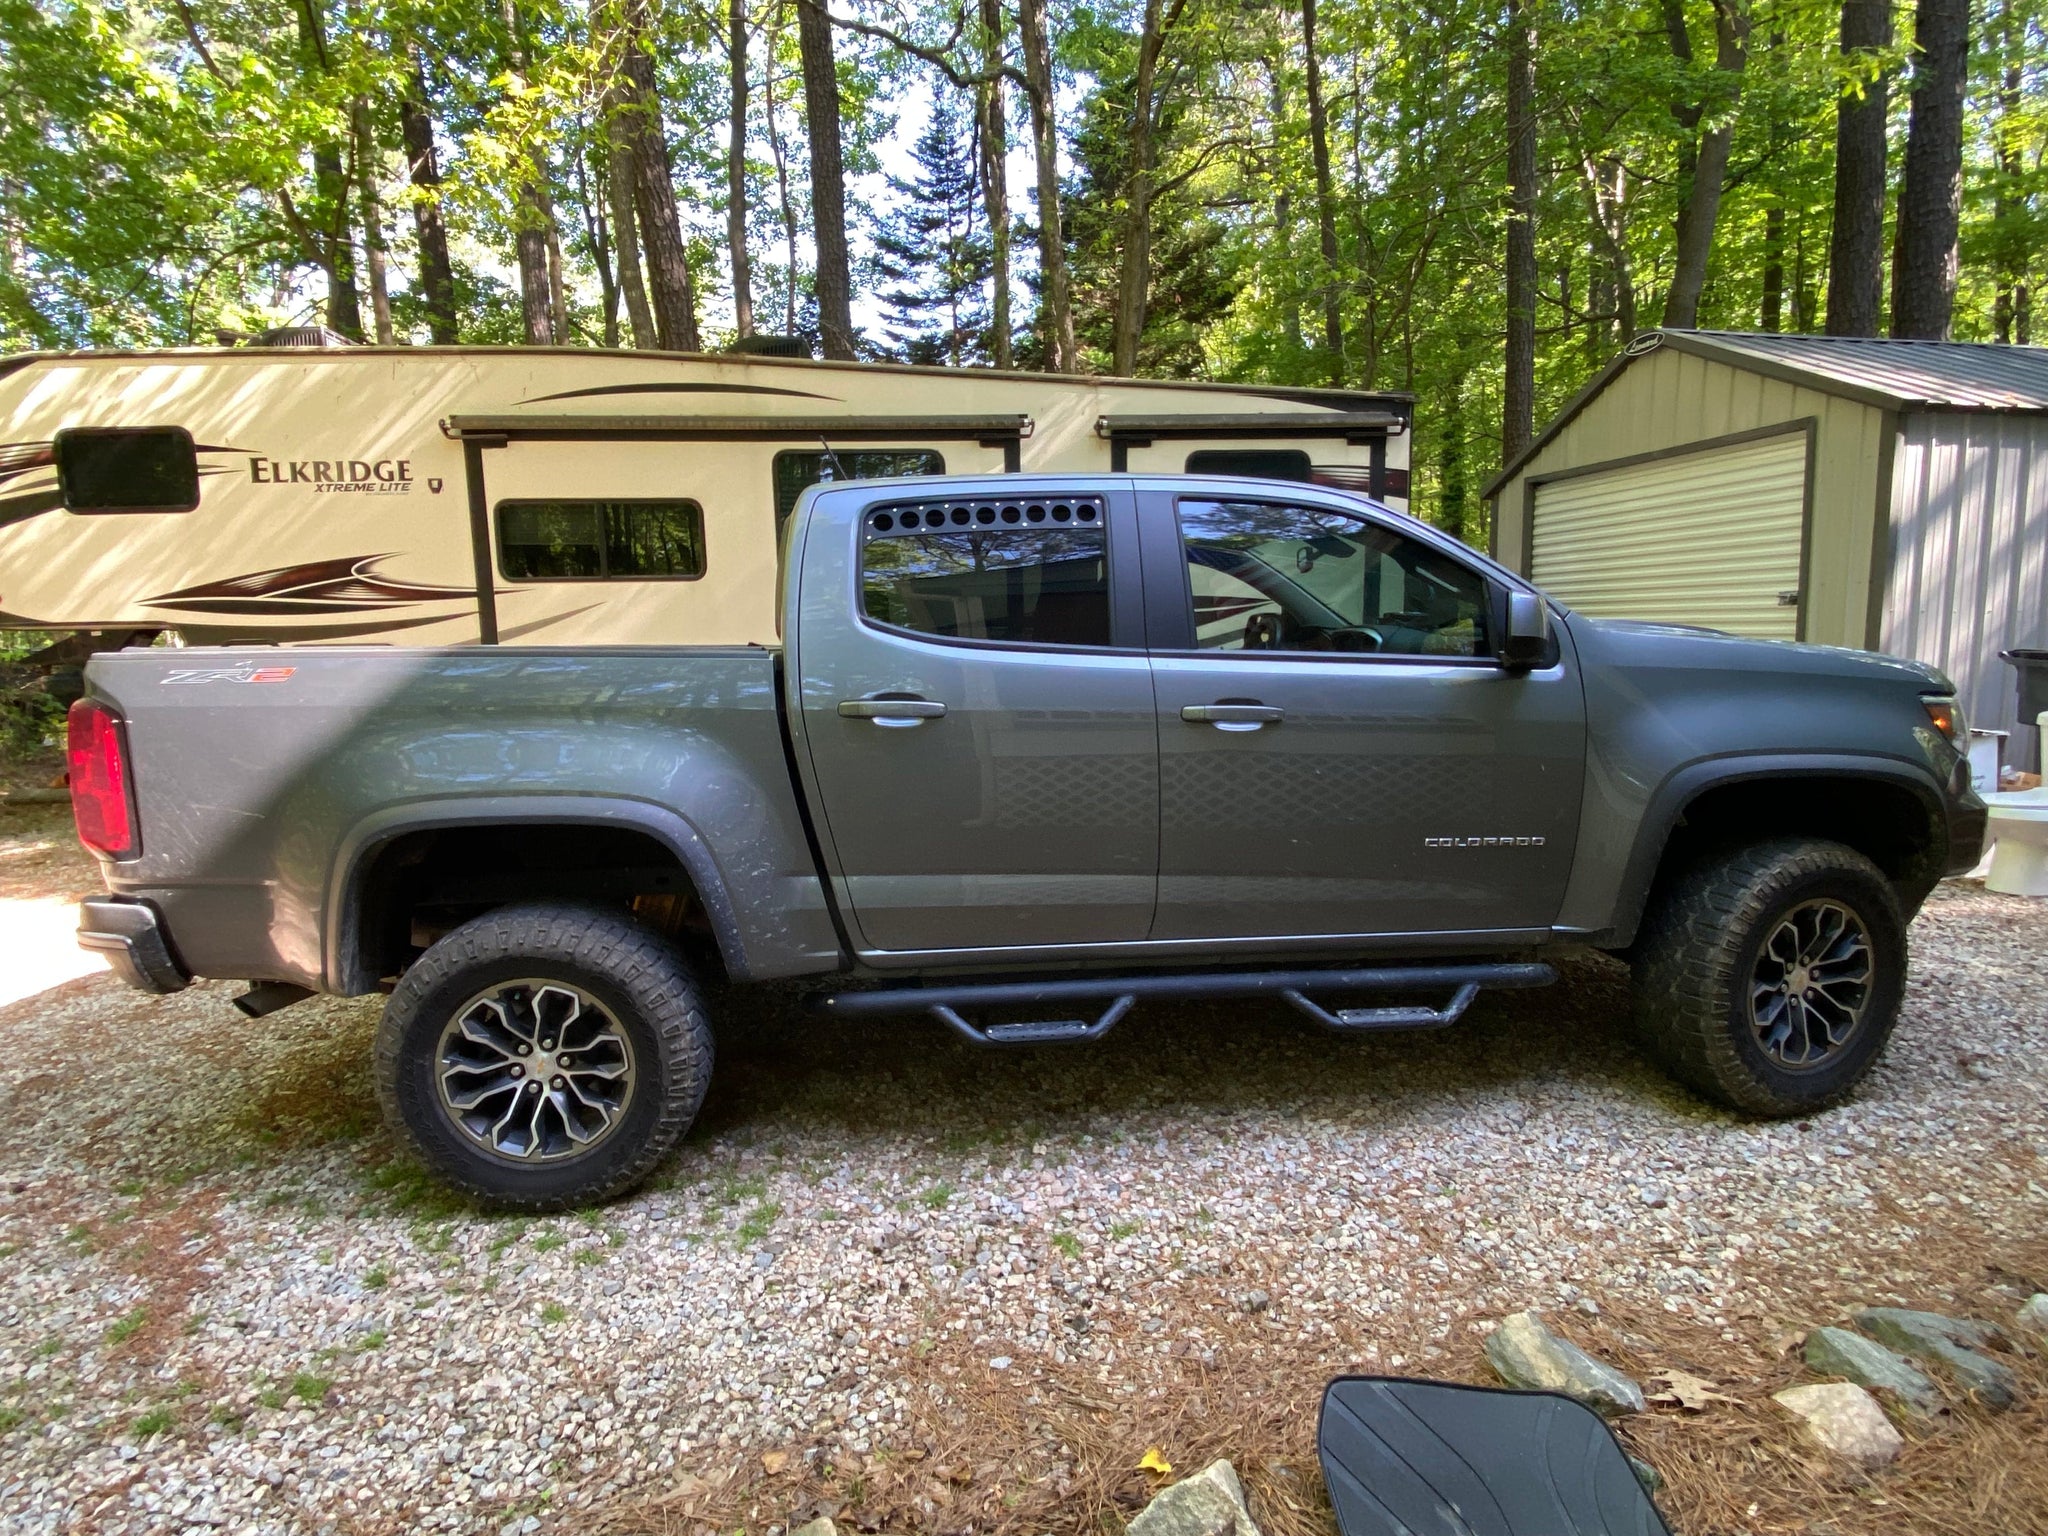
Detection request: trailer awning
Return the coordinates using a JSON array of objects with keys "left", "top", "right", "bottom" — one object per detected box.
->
[
  {"left": 441, "top": 413, "right": 1033, "bottom": 444},
  {"left": 1093, "top": 411, "right": 1404, "bottom": 443}
]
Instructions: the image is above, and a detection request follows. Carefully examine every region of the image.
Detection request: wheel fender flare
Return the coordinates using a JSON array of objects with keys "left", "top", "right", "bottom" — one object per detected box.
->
[
  {"left": 324, "top": 794, "right": 749, "bottom": 993},
  {"left": 1604, "top": 752, "right": 1945, "bottom": 950}
]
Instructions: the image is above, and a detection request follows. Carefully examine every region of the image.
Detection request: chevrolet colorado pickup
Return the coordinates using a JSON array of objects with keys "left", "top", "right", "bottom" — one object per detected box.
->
[{"left": 69, "top": 474, "right": 1985, "bottom": 1208}]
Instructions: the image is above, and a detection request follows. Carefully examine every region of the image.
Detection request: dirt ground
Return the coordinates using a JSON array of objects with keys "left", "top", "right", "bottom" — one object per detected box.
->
[{"left": 0, "top": 803, "right": 2043, "bottom": 1536}]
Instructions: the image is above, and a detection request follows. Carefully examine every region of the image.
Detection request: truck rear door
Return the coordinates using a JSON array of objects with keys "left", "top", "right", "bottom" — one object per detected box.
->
[{"left": 789, "top": 482, "right": 1157, "bottom": 955}]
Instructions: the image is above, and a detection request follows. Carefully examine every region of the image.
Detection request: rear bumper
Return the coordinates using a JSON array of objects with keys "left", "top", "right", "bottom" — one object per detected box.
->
[{"left": 77, "top": 898, "right": 191, "bottom": 994}]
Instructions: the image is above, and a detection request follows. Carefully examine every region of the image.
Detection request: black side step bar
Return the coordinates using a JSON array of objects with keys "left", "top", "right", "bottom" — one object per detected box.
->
[{"left": 812, "top": 962, "right": 1554, "bottom": 1047}]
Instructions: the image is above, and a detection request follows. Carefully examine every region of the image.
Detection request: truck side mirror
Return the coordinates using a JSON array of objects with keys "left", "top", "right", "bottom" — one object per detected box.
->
[{"left": 1500, "top": 590, "right": 1551, "bottom": 671}]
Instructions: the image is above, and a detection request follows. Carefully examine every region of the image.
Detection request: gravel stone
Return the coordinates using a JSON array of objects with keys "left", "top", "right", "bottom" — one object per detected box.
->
[
  {"left": 1126, "top": 1458, "right": 1261, "bottom": 1536},
  {"left": 1855, "top": 1309, "right": 2022, "bottom": 1410},
  {"left": 1483, "top": 1312, "right": 1645, "bottom": 1417},
  {"left": 1, "top": 824, "right": 2043, "bottom": 1534},
  {"left": 2018, "top": 1295, "right": 2048, "bottom": 1337},
  {"left": 1772, "top": 1383, "right": 1904, "bottom": 1467},
  {"left": 1802, "top": 1327, "right": 1941, "bottom": 1418}
]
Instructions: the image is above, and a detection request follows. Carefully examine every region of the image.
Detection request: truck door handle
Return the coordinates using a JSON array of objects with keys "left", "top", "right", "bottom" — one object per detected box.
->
[
  {"left": 839, "top": 694, "right": 947, "bottom": 726},
  {"left": 1182, "top": 703, "right": 1285, "bottom": 729}
]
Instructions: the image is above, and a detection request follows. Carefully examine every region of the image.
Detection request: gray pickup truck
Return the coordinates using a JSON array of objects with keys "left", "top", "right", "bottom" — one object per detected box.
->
[{"left": 70, "top": 474, "right": 1984, "bottom": 1208}]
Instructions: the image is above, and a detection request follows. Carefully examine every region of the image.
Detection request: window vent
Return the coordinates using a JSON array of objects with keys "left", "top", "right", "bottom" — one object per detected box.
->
[{"left": 865, "top": 497, "right": 1104, "bottom": 538}]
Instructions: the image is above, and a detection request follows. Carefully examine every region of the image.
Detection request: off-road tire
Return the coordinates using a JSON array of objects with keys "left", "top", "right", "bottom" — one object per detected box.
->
[
  {"left": 1631, "top": 838, "right": 1906, "bottom": 1116},
  {"left": 374, "top": 902, "right": 713, "bottom": 1211}
]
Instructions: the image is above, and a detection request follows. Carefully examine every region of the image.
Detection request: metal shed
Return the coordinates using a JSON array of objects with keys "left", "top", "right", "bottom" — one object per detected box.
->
[{"left": 1486, "top": 330, "right": 2048, "bottom": 764}]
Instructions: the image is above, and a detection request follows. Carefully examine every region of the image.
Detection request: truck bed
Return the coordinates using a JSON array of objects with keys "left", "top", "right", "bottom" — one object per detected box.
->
[{"left": 88, "top": 645, "right": 838, "bottom": 989}]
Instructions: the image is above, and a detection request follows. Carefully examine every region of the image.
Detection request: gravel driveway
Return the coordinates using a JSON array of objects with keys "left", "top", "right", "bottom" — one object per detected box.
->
[{"left": 2, "top": 804, "right": 2045, "bottom": 1535}]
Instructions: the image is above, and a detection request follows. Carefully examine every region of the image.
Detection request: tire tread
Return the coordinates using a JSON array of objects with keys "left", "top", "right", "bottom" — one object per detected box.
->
[
  {"left": 374, "top": 902, "right": 712, "bottom": 1212},
  {"left": 1631, "top": 838, "right": 1904, "bottom": 1116}
]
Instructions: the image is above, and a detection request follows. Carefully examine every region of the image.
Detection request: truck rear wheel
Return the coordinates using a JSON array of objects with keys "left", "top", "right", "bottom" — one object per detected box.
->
[
  {"left": 1631, "top": 838, "right": 1906, "bottom": 1116},
  {"left": 374, "top": 902, "right": 713, "bottom": 1210}
]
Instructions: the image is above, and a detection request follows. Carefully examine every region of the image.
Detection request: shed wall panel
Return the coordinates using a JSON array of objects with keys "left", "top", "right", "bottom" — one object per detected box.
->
[{"left": 1883, "top": 412, "right": 2048, "bottom": 767}]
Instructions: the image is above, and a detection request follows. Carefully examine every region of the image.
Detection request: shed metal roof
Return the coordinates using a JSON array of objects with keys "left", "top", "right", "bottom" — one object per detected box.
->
[
  {"left": 1674, "top": 329, "right": 2048, "bottom": 410},
  {"left": 1485, "top": 329, "right": 2048, "bottom": 500}
]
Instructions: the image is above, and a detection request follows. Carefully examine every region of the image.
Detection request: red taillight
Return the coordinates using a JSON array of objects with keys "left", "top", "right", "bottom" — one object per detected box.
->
[{"left": 67, "top": 698, "right": 136, "bottom": 858}]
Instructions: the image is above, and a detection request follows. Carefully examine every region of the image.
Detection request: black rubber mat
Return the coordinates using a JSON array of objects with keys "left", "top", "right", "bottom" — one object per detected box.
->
[{"left": 1318, "top": 1377, "right": 1673, "bottom": 1536}]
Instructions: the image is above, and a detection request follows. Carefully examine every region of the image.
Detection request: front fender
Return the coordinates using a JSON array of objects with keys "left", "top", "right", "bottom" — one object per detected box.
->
[{"left": 1568, "top": 752, "right": 1948, "bottom": 949}]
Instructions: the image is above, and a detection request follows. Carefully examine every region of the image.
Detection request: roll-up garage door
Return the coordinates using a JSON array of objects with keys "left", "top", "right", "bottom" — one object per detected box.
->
[{"left": 1529, "top": 431, "right": 1808, "bottom": 640}]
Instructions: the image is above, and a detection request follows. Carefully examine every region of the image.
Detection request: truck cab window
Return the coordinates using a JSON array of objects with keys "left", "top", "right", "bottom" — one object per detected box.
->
[
  {"left": 861, "top": 498, "right": 1110, "bottom": 647},
  {"left": 497, "top": 500, "right": 704, "bottom": 580},
  {"left": 774, "top": 449, "right": 945, "bottom": 531},
  {"left": 54, "top": 426, "right": 199, "bottom": 513},
  {"left": 1178, "top": 498, "right": 1489, "bottom": 657}
]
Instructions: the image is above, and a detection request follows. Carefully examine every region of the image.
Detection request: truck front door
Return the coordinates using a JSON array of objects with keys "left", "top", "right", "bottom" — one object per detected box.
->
[
  {"left": 791, "top": 483, "right": 1157, "bottom": 955},
  {"left": 1138, "top": 488, "right": 1584, "bottom": 942}
]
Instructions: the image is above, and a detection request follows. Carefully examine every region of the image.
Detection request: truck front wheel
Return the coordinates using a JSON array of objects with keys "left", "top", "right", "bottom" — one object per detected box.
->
[
  {"left": 1631, "top": 838, "right": 1906, "bottom": 1116},
  {"left": 374, "top": 902, "right": 713, "bottom": 1210}
]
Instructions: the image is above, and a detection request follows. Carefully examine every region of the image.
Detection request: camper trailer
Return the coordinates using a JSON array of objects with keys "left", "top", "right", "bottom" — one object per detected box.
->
[{"left": 0, "top": 346, "right": 1411, "bottom": 648}]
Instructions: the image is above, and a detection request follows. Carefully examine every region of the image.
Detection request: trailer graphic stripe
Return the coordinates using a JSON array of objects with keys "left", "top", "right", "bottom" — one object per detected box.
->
[{"left": 142, "top": 554, "right": 477, "bottom": 614}]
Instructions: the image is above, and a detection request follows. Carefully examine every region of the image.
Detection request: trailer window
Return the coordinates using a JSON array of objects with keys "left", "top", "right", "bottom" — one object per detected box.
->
[
  {"left": 1184, "top": 449, "right": 1312, "bottom": 481},
  {"left": 496, "top": 500, "right": 705, "bottom": 581},
  {"left": 774, "top": 449, "right": 945, "bottom": 530},
  {"left": 55, "top": 427, "right": 200, "bottom": 513}
]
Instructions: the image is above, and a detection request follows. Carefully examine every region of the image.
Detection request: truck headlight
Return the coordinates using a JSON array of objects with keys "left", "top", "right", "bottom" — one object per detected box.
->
[{"left": 1921, "top": 695, "right": 1966, "bottom": 751}]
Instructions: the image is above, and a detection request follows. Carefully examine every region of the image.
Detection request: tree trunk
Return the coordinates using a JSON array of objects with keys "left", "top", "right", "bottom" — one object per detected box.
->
[
  {"left": 976, "top": 0, "right": 1012, "bottom": 367},
  {"left": 1758, "top": 29, "right": 1786, "bottom": 333},
  {"left": 609, "top": 136, "right": 656, "bottom": 347},
  {"left": 1992, "top": 2, "right": 2030, "bottom": 344},
  {"left": 1018, "top": 0, "right": 1074, "bottom": 370},
  {"left": 353, "top": 97, "right": 394, "bottom": 343},
  {"left": 575, "top": 136, "right": 622, "bottom": 347},
  {"left": 501, "top": 0, "right": 556, "bottom": 344},
  {"left": 1580, "top": 155, "right": 1635, "bottom": 347},
  {"left": 763, "top": 4, "right": 801, "bottom": 334},
  {"left": 1825, "top": 0, "right": 1890, "bottom": 336},
  {"left": 1661, "top": 0, "right": 1750, "bottom": 330},
  {"left": 1114, "top": 0, "right": 1175, "bottom": 375},
  {"left": 546, "top": 221, "right": 570, "bottom": 340},
  {"left": 1761, "top": 203, "right": 1784, "bottom": 330},
  {"left": 1503, "top": 0, "right": 1536, "bottom": 463},
  {"left": 727, "top": 0, "right": 755, "bottom": 337},
  {"left": 317, "top": 142, "right": 365, "bottom": 338},
  {"left": 1890, "top": 0, "right": 1967, "bottom": 339},
  {"left": 295, "top": 1, "right": 362, "bottom": 338},
  {"left": 1303, "top": 0, "right": 1343, "bottom": 383},
  {"left": 798, "top": 0, "right": 855, "bottom": 357},
  {"left": 622, "top": 0, "right": 699, "bottom": 352},
  {"left": 400, "top": 47, "right": 459, "bottom": 343}
]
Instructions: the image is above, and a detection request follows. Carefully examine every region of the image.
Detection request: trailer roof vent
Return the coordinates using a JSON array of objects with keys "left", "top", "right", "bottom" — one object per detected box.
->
[
  {"left": 724, "top": 333, "right": 810, "bottom": 359},
  {"left": 214, "top": 325, "right": 361, "bottom": 349}
]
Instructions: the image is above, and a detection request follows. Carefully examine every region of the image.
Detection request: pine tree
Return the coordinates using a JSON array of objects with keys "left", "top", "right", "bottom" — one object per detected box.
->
[{"left": 870, "top": 94, "right": 992, "bottom": 366}]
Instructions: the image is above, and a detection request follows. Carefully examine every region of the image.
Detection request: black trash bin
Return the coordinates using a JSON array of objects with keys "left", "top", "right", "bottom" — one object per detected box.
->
[{"left": 2004, "top": 648, "right": 2048, "bottom": 725}]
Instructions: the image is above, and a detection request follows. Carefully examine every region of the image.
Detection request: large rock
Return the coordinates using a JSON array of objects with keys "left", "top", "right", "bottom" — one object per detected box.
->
[
  {"left": 1483, "top": 1311, "right": 1646, "bottom": 1418},
  {"left": 789, "top": 1522, "right": 838, "bottom": 1536},
  {"left": 1772, "top": 1383, "right": 1904, "bottom": 1468},
  {"left": 1856, "top": 1309, "right": 2021, "bottom": 1411},
  {"left": 1127, "top": 1459, "right": 1262, "bottom": 1536},
  {"left": 1854, "top": 1307, "right": 2002, "bottom": 1351},
  {"left": 2018, "top": 1295, "right": 2048, "bottom": 1338},
  {"left": 1803, "top": 1327, "right": 1941, "bottom": 1418}
]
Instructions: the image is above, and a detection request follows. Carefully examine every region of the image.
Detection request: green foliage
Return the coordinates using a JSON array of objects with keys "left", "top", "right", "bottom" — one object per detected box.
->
[{"left": 0, "top": 0, "right": 2040, "bottom": 541}]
